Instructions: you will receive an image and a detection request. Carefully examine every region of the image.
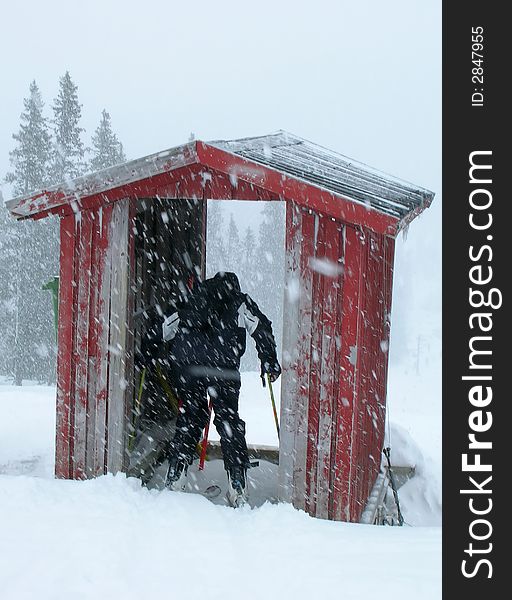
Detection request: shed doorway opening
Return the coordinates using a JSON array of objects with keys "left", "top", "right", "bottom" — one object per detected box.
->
[
  {"left": 127, "top": 197, "right": 286, "bottom": 508},
  {"left": 203, "top": 199, "right": 285, "bottom": 506}
]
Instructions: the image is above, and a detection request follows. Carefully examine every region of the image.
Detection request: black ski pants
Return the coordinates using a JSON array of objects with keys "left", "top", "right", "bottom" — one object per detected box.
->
[{"left": 168, "top": 368, "right": 249, "bottom": 472}]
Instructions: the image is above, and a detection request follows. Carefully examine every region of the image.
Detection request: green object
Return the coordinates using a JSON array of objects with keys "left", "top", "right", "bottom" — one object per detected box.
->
[
  {"left": 42, "top": 276, "right": 59, "bottom": 339},
  {"left": 155, "top": 363, "right": 179, "bottom": 417},
  {"left": 129, "top": 367, "right": 147, "bottom": 452}
]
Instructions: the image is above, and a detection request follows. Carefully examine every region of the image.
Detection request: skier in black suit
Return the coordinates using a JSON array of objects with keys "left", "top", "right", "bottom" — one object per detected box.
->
[{"left": 145, "top": 271, "right": 281, "bottom": 506}]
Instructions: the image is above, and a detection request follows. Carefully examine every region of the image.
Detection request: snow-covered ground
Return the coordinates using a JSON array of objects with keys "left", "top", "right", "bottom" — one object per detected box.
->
[{"left": 0, "top": 371, "right": 441, "bottom": 599}]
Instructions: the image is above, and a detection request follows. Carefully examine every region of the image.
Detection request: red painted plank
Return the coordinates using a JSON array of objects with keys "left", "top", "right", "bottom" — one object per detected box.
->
[
  {"left": 85, "top": 211, "right": 101, "bottom": 477},
  {"left": 72, "top": 211, "right": 94, "bottom": 479},
  {"left": 55, "top": 215, "right": 77, "bottom": 479},
  {"left": 359, "top": 232, "right": 379, "bottom": 510},
  {"left": 92, "top": 204, "right": 113, "bottom": 476},
  {"left": 315, "top": 218, "right": 343, "bottom": 519},
  {"left": 9, "top": 143, "right": 199, "bottom": 219},
  {"left": 291, "top": 204, "right": 315, "bottom": 510},
  {"left": 330, "top": 225, "right": 363, "bottom": 521},
  {"left": 204, "top": 169, "right": 231, "bottom": 199},
  {"left": 345, "top": 229, "right": 395, "bottom": 522},
  {"left": 369, "top": 233, "right": 387, "bottom": 497},
  {"left": 349, "top": 231, "right": 369, "bottom": 520},
  {"left": 304, "top": 213, "right": 322, "bottom": 515},
  {"left": 278, "top": 201, "right": 304, "bottom": 505},
  {"left": 327, "top": 224, "right": 346, "bottom": 519}
]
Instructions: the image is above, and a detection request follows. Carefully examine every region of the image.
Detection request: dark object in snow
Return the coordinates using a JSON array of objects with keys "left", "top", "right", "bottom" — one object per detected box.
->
[{"left": 202, "top": 484, "right": 222, "bottom": 499}]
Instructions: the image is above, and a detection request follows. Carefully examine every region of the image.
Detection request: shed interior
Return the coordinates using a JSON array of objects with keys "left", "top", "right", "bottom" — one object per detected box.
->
[
  {"left": 128, "top": 197, "right": 206, "bottom": 484},
  {"left": 127, "top": 197, "right": 284, "bottom": 504}
]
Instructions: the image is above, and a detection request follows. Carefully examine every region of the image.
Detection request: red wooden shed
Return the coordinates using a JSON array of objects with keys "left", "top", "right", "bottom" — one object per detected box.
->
[{"left": 6, "top": 132, "right": 433, "bottom": 522}]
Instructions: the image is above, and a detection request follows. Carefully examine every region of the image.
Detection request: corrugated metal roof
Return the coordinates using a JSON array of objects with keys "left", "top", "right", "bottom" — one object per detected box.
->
[{"left": 209, "top": 131, "right": 433, "bottom": 220}]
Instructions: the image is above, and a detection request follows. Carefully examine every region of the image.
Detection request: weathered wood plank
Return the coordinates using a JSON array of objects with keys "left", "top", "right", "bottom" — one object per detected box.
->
[
  {"left": 315, "top": 218, "right": 343, "bottom": 519},
  {"left": 55, "top": 215, "right": 77, "bottom": 479},
  {"left": 85, "top": 211, "right": 98, "bottom": 478},
  {"left": 106, "top": 199, "right": 130, "bottom": 473},
  {"left": 72, "top": 211, "right": 94, "bottom": 479},
  {"left": 93, "top": 204, "right": 113, "bottom": 476},
  {"left": 294, "top": 209, "right": 315, "bottom": 511},
  {"left": 328, "top": 225, "right": 346, "bottom": 520},
  {"left": 122, "top": 200, "right": 137, "bottom": 471},
  {"left": 278, "top": 201, "right": 302, "bottom": 504},
  {"left": 85, "top": 208, "right": 103, "bottom": 476},
  {"left": 331, "top": 225, "right": 363, "bottom": 521},
  {"left": 347, "top": 228, "right": 368, "bottom": 521},
  {"left": 7, "top": 143, "right": 198, "bottom": 219},
  {"left": 305, "top": 213, "right": 322, "bottom": 515}
]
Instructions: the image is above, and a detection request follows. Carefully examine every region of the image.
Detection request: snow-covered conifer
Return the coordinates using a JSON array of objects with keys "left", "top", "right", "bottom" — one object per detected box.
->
[
  {"left": 51, "top": 71, "right": 86, "bottom": 182},
  {"left": 89, "top": 109, "right": 126, "bottom": 172},
  {"left": 226, "top": 214, "right": 242, "bottom": 271},
  {"left": 5, "top": 81, "right": 52, "bottom": 194},
  {"left": 206, "top": 201, "right": 227, "bottom": 275},
  {"left": 3, "top": 81, "right": 58, "bottom": 384}
]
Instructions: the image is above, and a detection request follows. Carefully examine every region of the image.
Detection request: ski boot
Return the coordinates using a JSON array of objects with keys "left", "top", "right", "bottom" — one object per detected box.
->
[
  {"left": 226, "top": 465, "right": 248, "bottom": 508},
  {"left": 165, "top": 455, "right": 189, "bottom": 491}
]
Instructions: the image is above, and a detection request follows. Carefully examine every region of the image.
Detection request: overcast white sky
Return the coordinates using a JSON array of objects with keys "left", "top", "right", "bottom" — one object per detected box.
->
[{"left": 0, "top": 0, "right": 441, "bottom": 366}]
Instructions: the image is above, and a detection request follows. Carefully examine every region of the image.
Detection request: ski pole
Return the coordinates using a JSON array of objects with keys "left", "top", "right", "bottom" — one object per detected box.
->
[
  {"left": 155, "top": 363, "right": 179, "bottom": 417},
  {"left": 266, "top": 373, "right": 280, "bottom": 440},
  {"left": 199, "top": 398, "right": 213, "bottom": 471},
  {"left": 129, "top": 366, "right": 146, "bottom": 451}
]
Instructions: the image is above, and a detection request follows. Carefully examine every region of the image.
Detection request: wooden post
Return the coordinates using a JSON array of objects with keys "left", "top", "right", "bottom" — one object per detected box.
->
[
  {"left": 278, "top": 201, "right": 302, "bottom": 504},
  {"left": 278, "top": 202, "right": 315, "bottom": 511}
]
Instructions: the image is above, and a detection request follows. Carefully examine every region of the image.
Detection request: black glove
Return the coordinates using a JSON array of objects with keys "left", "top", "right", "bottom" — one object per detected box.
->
[{"left": 261, "top": 359, "right": 281, "bottom": 386}]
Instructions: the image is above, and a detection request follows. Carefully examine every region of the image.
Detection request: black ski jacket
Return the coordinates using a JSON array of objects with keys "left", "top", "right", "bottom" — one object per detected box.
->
[{"left": 160, "top": 272, "right": 280, "bottom": 378}]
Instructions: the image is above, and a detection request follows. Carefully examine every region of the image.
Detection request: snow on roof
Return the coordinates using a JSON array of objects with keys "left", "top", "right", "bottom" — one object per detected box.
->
[{"left": 5, "top": 131, "right": 434, "bottom": 222}]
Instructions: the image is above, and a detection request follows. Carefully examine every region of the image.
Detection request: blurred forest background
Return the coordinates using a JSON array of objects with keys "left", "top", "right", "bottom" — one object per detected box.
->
[{"left": 0, "top": 73, "right": 283, "bottom": 382}]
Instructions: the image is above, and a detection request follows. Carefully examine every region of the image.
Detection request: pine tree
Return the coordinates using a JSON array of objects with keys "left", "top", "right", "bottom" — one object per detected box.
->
[
  {"left": 3, "top": 81, "right": 58, "bottom": 384},
  {"left": 51, "top": 71, "right": 85, "bottom": 182},
  {"left": 206, "top": 200, "right": 227, "bottom": 276},
  {"left": 226, "top": 213, "right": 241, "bottom": 272},
  {"left": 90, "top": 109, "right": 126, "bottom": 172},
  {"left": 239, "top": 226, "right": 260, "bottom": 370},
  {"left": 256, "top": 203, "right": 286, "bottom": 361},
  {"left": 240, "top": 226, "right": 257, "bottom": 293},
  {"left": 5, "top": 81, "right": 52, "bottom": 194},
  {"left": 0, "top": 200, "right": 18, "bottom": 376}
]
